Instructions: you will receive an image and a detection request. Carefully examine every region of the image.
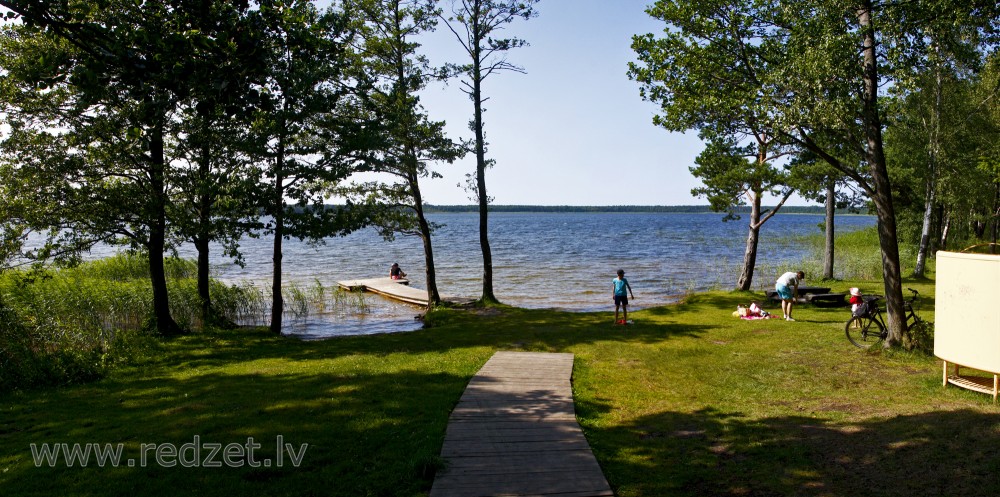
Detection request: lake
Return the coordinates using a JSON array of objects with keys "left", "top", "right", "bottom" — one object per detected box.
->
[{"left": 163, "top": 211, "right": 875, "bottom": 339}]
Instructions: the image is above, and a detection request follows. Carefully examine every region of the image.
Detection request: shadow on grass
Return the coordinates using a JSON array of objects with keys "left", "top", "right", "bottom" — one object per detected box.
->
[
  {"left": 1, "top": 367, "right": 469, "bottom": 496},
  {"left": 145, "top": 306, "right": 721, "bottom": 369},
  {"left": 585, "top": 404, "right": 1000, "bottom": 497},
  {"left": 0, "top": 304, "right": 718, "bottom": 497}
]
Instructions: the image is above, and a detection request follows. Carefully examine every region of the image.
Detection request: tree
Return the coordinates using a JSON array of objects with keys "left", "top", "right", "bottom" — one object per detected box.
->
[
  {"left": 252, "top": 0, "right": 376, "bottom": 333},
  {"left": 630, "top": 0, "right": 795, "bottom": 291},
  {"left": 0, "top": 0, "right": 224, "bottom": 335},
  {"left": 631, "top": 0, "right": 1000, "bottom": 344},
  {"left": 164, "top": 0, "right": 267, "bottom": 327},
  {"left": 884, "top": 24, "right": 1000, "bottom": 264},
  {"left": 439, "top": 0, "right": 538, "bottom": 303},
  {"left": 349, "top": 0, "right": 464, "bottom": 307},
  {"left": 775, "top": 0, "right": 1000, "bottom": 343},
  {"left": 691, "top": 135, "right": 794, "bottom": 290}
]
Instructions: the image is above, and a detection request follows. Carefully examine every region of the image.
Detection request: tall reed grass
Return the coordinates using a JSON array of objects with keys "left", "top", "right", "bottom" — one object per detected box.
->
[
  {"left": 798, "top": 226, "right": 919, "bottom": 281},
  {"left": 0, "top": 253, "right": 370, "bottom": 392}
]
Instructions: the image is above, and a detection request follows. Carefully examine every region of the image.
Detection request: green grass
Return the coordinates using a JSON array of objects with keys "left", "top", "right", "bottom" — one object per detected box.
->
[{"left": 2, "top": 272, "right": 998, "bottom": 496}]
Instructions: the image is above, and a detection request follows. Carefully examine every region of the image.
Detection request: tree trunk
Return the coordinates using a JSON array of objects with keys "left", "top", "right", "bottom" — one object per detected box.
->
[
  {"left": 914, "top": 177, "right": 936, "bottom": 276},
  {"left": 271, "top": 207, "right": 284, "bottom": 334},
  {"left": 992, "top": 183, "right": 1000, "bottom": 254},
  {"left": 196, "top": 123, "right": 214, "bottom": 326},
  {"left": 939, "top": 210, "right": 950, "bottom": 250},
  {"left": 148, "top": 116, "right": 182, "bottom": 335},
  {"left": 914, "top": 43, "right": 942, "bottom": 277},
  {"left": 410, "top": 174, "right": 440, "bottom": 307},
  {"left": 472, "top": 23, "right": 497, "bottom": 304},
  {"left": 270, "top": 124, "right": 286, "bottom": 334},
  {"left": 859, "top": 1, "right": 905, "bottom": 346},
  {"left": 195, "top": 235, "right": 211, "bottom": 324},
  {"left": 736, "top": 192, "right": 762, "bottom": 291},
  {"left": 823, "top": 179, "right": 836, "bottom": 279}
]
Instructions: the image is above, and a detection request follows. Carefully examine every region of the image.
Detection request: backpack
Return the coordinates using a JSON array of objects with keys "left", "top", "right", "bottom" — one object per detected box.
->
[{"left": 852, "top": 301, "right": 871, "bottom": 318}]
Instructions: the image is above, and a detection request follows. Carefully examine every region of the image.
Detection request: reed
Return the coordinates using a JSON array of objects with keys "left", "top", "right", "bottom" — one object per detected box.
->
[
  {"left": 799, "top": 226, "right": 920, "bottom": 281},
  {"left": 327, "top": 286, "right": 367, "bottom": 313},
  {"left": 0, "top": 254, "right": 268, "bottom": 391}
]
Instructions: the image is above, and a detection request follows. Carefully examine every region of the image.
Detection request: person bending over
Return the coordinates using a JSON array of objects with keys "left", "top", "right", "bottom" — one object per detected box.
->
[{"left": 775, "top": 270, "right": 804, "bottom": 321}]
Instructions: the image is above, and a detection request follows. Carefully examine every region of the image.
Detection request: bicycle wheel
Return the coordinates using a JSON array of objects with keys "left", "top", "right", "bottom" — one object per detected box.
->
[{"left": 845, "top": 315, "right": 886, "bottom": 349}]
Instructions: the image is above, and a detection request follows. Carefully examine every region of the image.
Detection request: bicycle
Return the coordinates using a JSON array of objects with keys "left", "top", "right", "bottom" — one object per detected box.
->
[{"left": 845, "top": 288, "right": 925, "bottom": 349}]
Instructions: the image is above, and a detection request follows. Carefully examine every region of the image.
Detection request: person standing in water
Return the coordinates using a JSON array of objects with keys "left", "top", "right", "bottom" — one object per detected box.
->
[{"left": 613, "top": 269, "right": 635, "bottom": 324}]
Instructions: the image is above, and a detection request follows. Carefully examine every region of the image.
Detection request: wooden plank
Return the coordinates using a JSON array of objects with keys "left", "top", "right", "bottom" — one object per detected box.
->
[
  {"left": 430, "top": 351, "right": 612, "bottom": 497},
  {"left": 337, "top": 277, "right": 428, "bottom": 305},
  {"left": 336, "top": 276, "right": 474, "bottom": 306}
]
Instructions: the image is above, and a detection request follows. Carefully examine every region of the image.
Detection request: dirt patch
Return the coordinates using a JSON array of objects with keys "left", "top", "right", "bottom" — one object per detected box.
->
[{"left": 470, "top": 307, "right": 503, "bottom": 317}]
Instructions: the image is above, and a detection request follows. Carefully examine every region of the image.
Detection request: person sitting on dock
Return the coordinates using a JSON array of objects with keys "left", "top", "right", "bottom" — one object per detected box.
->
[{"left": 389, "top": 263, "right": 407, "bottom": 280}]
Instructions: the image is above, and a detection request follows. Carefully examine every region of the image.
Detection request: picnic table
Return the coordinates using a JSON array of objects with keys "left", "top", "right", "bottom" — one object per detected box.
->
[{"left": 765, "top": 286, "right": 848, "bottom": 307}]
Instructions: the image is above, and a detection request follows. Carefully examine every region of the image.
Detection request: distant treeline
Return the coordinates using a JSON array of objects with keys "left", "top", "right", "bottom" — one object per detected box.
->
[{"left": 419, "top": 205, "right": 869, "bottom": 215}]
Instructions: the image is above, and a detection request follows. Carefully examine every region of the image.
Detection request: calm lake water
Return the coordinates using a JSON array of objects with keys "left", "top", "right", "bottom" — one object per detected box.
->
[{"left": 160, "top": 211, "right": 875, "bottom": 339}]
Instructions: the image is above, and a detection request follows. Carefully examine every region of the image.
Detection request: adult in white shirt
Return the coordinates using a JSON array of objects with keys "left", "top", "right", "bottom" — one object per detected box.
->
[{"left": 775, "top": 270, "right": 805, "bottom": 321}]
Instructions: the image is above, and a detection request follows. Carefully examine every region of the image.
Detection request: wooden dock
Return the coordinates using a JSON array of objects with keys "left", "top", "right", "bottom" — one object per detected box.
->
[
  {"left": 430, "top": 351, "right": 613, "bottom": 497},
  {"left": 337, "top": 277, "right": 474, "bottom": 307},
  {"left": 338, "top": 277, "right": 426, "bottom": 305}
]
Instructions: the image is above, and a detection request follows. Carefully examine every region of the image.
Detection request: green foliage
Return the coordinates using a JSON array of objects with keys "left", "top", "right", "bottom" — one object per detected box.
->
[
  {"left": 0, "top": 254, "right": 265, "bottom": 392},
  {"left": 904, "top": 318, "right": 935, "bottom": 355}
]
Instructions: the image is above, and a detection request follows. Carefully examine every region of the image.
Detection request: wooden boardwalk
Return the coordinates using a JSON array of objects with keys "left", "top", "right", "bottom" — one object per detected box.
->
[
  {"left": 430, "top": 351, "right": 613, "bottom": 497},
  {"left": 337, "top": 277, "right": 474, "bottom": 307}
]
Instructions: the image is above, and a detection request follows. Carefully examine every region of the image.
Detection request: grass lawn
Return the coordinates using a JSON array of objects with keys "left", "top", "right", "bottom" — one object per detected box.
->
[{"left": 2, "top": 275, "right": 999, "bottom": 496}]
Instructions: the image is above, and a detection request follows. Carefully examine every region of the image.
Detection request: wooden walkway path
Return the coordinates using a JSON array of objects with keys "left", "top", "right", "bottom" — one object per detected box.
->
[
  {"left": 337, "top": 277, "right": 474, "bottom": 307},
  {"left": 430, "top": 351, "right": 613, "bottom": 497}
]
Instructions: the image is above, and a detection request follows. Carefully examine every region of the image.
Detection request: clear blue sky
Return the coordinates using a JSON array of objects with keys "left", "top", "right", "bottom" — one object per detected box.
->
[
  {"left": 411, "top": 0, "right": 704, "bottom": 206},
  {"left": 406, "top": 0, "right": 812, "bottom": 206}
]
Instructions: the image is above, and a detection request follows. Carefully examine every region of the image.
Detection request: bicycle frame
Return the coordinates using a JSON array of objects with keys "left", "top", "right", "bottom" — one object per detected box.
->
[{"left": 846, "top": 288, "right": 921, "bottom": 349}]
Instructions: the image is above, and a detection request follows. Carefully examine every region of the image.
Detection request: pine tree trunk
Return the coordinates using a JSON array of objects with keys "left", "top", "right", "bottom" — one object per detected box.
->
[
  {"left": 736, "top": 193, "right": 762, "bottom": 291},
  {"left": 823, "top": 180, "right": 835, "bottom": 279},
  {"left": 859, "top": 1, "right": 905, "bottom": 346},
  {"left": 270, "top": 123, "right": 286, "bottom": 334},
  {"left": 196, "top": 125, "right": 213, "bottom": 326},
  {"left": 410, "top": 173, "right": 440, "bottom": 306},
  {"left": 472, "top": 26, "right": 496, "bottom": 304}
]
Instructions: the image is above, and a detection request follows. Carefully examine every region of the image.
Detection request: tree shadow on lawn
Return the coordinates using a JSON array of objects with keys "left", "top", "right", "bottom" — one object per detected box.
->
[
  {"left": 1, "top": 369, "right": 468, "bottom": 496},
  {"left": 587, "top": 404, "right": 1000, "bottom": 497},
  {"left": 145, "top": 305, "right": 719, "bottom": 371}
]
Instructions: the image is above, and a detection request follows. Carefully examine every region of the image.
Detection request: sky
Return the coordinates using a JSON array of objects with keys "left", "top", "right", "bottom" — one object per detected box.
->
[
  {"left": 397, "top": 0, "right": 814, "bottom": 207},
  {"left": 0, "top": 1, "right": 813, "bottom": 207},
  {"left": 407, "top": 0, "right": 710, "bottom": 206}
]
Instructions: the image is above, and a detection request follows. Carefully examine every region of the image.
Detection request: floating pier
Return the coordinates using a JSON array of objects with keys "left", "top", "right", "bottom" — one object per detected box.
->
[{"left": 337, "top": 277, "right": 473, "bottom": 306}]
